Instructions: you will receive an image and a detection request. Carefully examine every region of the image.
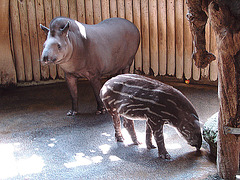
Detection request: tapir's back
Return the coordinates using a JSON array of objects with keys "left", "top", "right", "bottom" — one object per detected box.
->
[{"left": 100, "top": 74, "right": 198, "bottom": 126}]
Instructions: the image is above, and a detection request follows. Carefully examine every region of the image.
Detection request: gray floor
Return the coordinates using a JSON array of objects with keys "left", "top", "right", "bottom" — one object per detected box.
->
[{"left": 0, "top": 79, "right": 220, "bottom": 180}]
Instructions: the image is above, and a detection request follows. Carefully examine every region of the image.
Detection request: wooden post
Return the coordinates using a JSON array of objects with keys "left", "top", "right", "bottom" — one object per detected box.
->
[
  {"left": 44, "top": 0, "right": 57, "bottom": 80},
  {"left": 133, "top": 0, "right": 142, "bottom": 73},
  {"left": 18, "top": 0, "right": 33, "bottom": 81},
  {"left": 117, "top": 0, "right": 125, "bottom": 19},
  {"left": 77, "top": 0, "right": 86, "bottom": 23},
  {"left": 141, "top": 0, "right": 150, "bottom": 75},
  {"left": 27, "top": 0, "right": 41, "bottom": 81},
  {"left": 175, "top": 0, "right": 184, "bottom": 79},
  {"left": 149, "top": 0, "right": 159, "bottom": 76},
  {"left": 110, "top": 0, "right": 117, "bottom": 18},
  {"left": 0, "top": 0, "right": 16, "bottom": 84},
  {"left": 10, "top": 0, "right": 25, "bottom": 82},
  {"left": 36, "top": 0, "right": 49, "bottom": 80},
  {"left": 158, "top": 0, "right": 167, "bottom": 76},
  {"left": 85, "top": 0, "right": 94, "bottom": 24},
  {"left": 183, "top": 0, "right": 192, "bottom": 80},
  {"left": 186, "top": 1, "right": 240, "bottom": 179},
  {"left": 101, "top": 0, "right": 110, "bottom": 20},
  {"left": 166, "top": 0, "right": 175, "bottom": 76},
  {"left": 125, "top": 0, "right": 134, "bottom": 73},
  {"left": 93, "top": 0, "right": 102, "bottom": 24}
]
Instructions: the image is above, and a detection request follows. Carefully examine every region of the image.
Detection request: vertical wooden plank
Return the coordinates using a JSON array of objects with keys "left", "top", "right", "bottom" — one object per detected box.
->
[
  {"left": 183, "top": 0, "right": 192, "bottom": 80},
  {"left": 18, "top": 0, "right": 33, "bottom": 81},
  {"left": 141, "top": 0, "right": 150, "bottom": 75},
  {"left": 44, "top": 0, "right": 57, "bottom": 80},
  {"left": 175, "top": 0, "right": 183, "bottom": 79},
  {"left": 149, "top": 0, "right": 158, "bottom": 76},
  {"left": 125, "top": 0, "right": 133, "bottom": 22},
  {"left": 166, "top": 0, "right": 175, "bottom": 76},
  {"left": 101, "top": 0, "right": 110, "bottom": 20},
  {"left": 158, "top": 0, "right": 167, "bottom": 76},
  {"left": 201, "top": 19, "right": 210, "bottom": 79},
  {"left": 36, "top": 0, "right": 49, "bottom": 79},
  {"left": 52, "top": 0, "right": 61, "bottom": 18},
  {"left": 93, "top": 0, "right": 102, "bottom": 24},
  {"left": 26, "top": 0, "right": 41, "bottom": 81},
  {"left": 69, "top": 0, "right": 78, "bottom": 20},
  {"left": 110, "top": 0, "right": 117, "bottom": 17},
  {"left": 210, "top": 26, "right": 218, "bottom": 81},
  {"left": 52, "top": 0, "right": 65, "bottom": 79},
  {"left": 0, "top": 0, "right": 17, "bottom": 84},
  {"left": 133, "top": 0, "right": 142, "bottom": 73},
  {"left": 10, "top": 0, "right": 25, "bottom": 81},
  {"left": 125, "top": 0, "right": 134, "bottom": 73},
  {"left": 60, "top": 0, "right": 69, "bottom": 17},
  {"left": 192, "top": 57, "right": 201, "bottom": 80},
  {"left": 85, "top": 0, "right": 94, "bottom": 24},
  {"left": 77, "top": 0, "right": 86, "bottom": 23},
  {"left": 117, "top": 0, "right": 125, "bottom": 19}
]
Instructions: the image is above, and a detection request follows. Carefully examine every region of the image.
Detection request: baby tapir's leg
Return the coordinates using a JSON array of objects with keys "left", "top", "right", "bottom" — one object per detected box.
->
[
  {"left": 122, "top": 118, "right": 141, "bottom": 145},
  {"left": 146, "top": 122, "right": 156, "bottom": 149},
  {"left": 112, "top": 114, "right": 124, "bottom": 142},
  {"left": 147, "top": 118, "right": 170, "bottom": 159}
]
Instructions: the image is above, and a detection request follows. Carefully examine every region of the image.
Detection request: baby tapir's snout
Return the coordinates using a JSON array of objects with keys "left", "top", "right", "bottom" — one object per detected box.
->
[{"left": 100, "top": 74, "right": 202, "bottom": 159}]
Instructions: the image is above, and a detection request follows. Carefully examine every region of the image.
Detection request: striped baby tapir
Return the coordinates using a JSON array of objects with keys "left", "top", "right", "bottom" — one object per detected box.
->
[{"left": 100, "top": 74, "right": 202, "bottom": 159}]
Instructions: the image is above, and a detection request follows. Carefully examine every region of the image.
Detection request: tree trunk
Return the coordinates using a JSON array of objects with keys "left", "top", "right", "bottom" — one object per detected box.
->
[
  {"left": 0, "top": 0, "right": 16, "bottom": 85},
  {"left": 186, "top": 0, "right": 240, "bottom": 179}
]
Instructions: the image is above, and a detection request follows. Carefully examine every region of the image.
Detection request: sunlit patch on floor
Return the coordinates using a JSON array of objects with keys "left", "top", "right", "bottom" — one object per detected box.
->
[
  {"left": 99, "top": 144, "right": 111, "bottom": 154},
  {"left": 109, "top": 155, "right": 121, "bottom": 162},
  {"left": 0, "top": 143, "right": 45, "bottom": 179},
  {"left": 101, "top": 132, "right": 111, "bottom": 137},
  {"left": 165, "top": 143, "right": 182, "bottom": 150},
  {"left": 64, "top": 152, "right": 104, "bottom": 168}
]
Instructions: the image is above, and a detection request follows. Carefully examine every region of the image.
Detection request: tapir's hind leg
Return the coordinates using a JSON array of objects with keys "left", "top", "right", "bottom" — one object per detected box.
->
[
  {"left": 146, "top": 122, "right": 156, "bottom": 149},
  {"left": 147, "top": 119, "right": 170, "bottom": 159},
  {"left": 89, "top": 77, "right": 106, "bottom": 114},
  {"left": 122, "top": 117, "right": 141, "bottom": 145},
  {"left": 111, "top": 113, "right": 124, "bottom": 142}
]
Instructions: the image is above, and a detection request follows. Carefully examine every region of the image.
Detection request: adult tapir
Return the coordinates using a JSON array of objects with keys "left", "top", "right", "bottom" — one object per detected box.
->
[{"left": 40, "top": 17, "right": 140, "bottom": 116}]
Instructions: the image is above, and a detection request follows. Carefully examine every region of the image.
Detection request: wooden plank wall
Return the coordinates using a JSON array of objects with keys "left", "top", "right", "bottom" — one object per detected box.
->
[{"left": 8, "top": 0, "right": 218, "bottom": 85}]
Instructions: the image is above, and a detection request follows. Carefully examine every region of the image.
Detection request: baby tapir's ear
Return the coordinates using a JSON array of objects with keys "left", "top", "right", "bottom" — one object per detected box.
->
[
  {"left": 60, "top": 21, "right": 70, "bottom": 36},
  {"left": 40, "top": 24, "right": 49, "bottom": 35}
]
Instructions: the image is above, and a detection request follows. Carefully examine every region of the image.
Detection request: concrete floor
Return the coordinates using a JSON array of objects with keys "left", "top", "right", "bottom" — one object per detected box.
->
[{"left": 0, "top": 79, "right": 221, "bottom": 180}]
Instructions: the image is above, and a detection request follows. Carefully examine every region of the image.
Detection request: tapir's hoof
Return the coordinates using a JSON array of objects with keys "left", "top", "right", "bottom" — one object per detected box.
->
[
  {"left": 147, "top": 144, "right": 157, "bottom": 149},
  {"left": 115, "top": 136, "right": 124, "bottom": 142},
  {"left": 133, "top": 140, "right": 142, "bottom": 145},
  {"left": 159, "top": 153, "right": 171, "bottom": 160},
  {"left": 96, "top": 108, "right": 106, "bottom": 115},
  {"left": 67, "top": 110, "right": 78, "bottom": 116}
]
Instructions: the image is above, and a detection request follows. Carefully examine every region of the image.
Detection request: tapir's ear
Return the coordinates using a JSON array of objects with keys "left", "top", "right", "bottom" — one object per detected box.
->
[
  {"left": 40, "top": 24, "right": 49, "bottom": 35},
  {"left": 61, "top": 21, "right": 70, "bottom": 36}
]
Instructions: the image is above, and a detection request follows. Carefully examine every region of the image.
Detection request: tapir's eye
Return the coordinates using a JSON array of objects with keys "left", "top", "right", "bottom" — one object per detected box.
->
[{"left": 57, "top": 44, "right": 61, "bottom": 50}]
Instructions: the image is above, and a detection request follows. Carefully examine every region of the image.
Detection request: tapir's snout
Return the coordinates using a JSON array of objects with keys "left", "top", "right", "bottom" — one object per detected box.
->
[
  {"left": 41, "top": 54, "right": 57, "bottom": 65},
  {"left": 191, "top": 132, "right": 202, "bottom": 151}
]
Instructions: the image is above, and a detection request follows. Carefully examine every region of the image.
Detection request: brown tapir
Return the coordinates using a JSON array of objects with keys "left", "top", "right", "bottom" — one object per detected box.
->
[
  {"left": 40, "top": 17, "right": 140, "bottom": 116},
  {"left": 100, "top": 74, "right": 202, "bottom": 159}
]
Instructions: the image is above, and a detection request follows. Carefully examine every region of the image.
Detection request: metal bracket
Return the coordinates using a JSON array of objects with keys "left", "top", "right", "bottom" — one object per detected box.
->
[{"left": 224, "top": 126, "right": 240, "bottom": 135}]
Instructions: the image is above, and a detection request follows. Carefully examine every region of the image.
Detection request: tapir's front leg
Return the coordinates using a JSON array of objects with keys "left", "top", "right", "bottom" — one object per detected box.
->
[
  {"left": 147, "top": 119, "right": 170, "bottom": 159},
  {"left": 122, "top": 118, "right": 141, "bottom": 145},
  {"left": 65, "top": 73, "right": 78, "bottom": 116},
  {"left": 89, "top": 77, "right": 106, "bottom": 114}
]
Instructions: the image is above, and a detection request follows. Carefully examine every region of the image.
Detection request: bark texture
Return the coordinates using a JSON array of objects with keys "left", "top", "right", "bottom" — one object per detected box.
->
[{"left": 186, "top": 0, "right": 240, "bottom": 179}]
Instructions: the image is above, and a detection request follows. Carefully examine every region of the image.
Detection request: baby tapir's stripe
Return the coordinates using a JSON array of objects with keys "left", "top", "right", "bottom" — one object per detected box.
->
[{"left": 100, "top": 74, "right": 202, "bottom": 159}]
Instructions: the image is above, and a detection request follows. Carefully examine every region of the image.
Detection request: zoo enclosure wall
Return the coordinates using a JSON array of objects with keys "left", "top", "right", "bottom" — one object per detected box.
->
[{"left": 1, "top": 0, "right": 218, "bottom": 85}]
